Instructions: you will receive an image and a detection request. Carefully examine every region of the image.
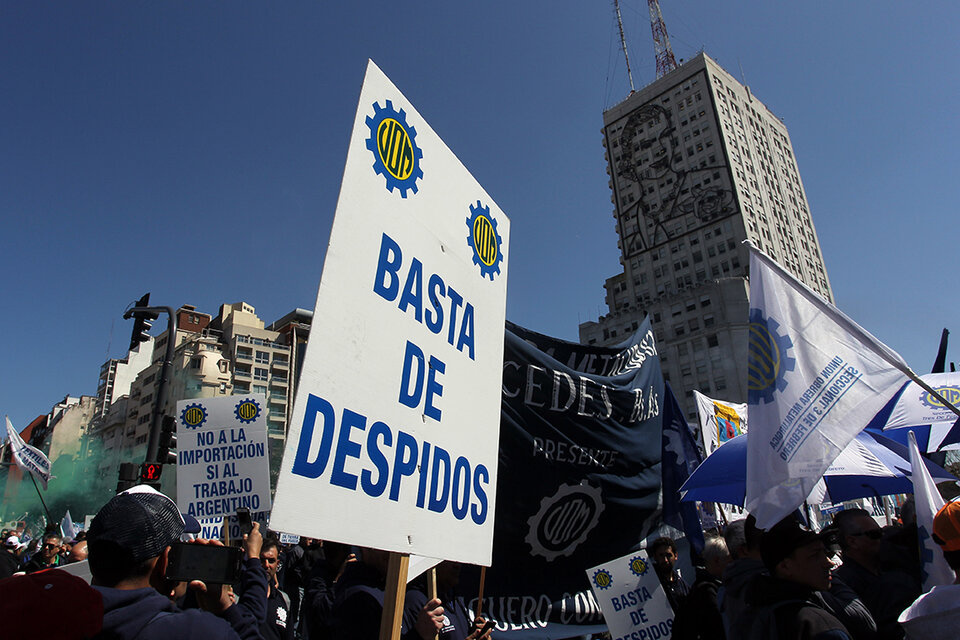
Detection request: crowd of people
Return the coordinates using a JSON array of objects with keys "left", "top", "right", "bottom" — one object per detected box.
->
[
  {"left": 660, "top": 500, "right": 960, "bottom": 640},
  {"left": 3, "top": 488, "right": 960, "bottom": 640},
  {"left": 0, "top": 487, "right": 495, "bottom": 640},
  {"left": 0, "top": 526, "right": 88, "bottom": 577}
]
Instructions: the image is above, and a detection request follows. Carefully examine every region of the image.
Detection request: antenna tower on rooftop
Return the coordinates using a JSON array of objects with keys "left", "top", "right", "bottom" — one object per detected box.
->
[
  {"left": 648, "top": 0, "right": 678, "bottom": 78},
  {"left": 613, "top": 0, "right": 636, "bottom": 92}
]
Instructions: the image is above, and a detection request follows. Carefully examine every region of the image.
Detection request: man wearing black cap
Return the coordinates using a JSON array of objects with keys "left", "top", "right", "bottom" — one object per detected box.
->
[
  {"left": 733, "top": 517, "right": 852, "bottom": 640},
  {"left": 87, "top": 485, "right": 267, "bottom": 640}
]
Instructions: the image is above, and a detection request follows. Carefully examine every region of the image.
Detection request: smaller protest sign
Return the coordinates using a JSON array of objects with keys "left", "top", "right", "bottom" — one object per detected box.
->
[
  {"left": 196, "top": 510, "right": 271, "bottom": 542},
  {"left": 176, "top": 395, "right": 272, "bottom": 521},
  {"left": 278, "top": 532, "right": 300, "bottom": 546},
  {"left": 586, "top": 550, "right": 674, "bottom": 640}
]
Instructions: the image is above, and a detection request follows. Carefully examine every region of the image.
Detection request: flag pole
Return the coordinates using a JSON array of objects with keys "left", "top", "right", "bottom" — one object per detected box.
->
[{"left": 28, "top": 472, "right": 54, "bottom": 527}]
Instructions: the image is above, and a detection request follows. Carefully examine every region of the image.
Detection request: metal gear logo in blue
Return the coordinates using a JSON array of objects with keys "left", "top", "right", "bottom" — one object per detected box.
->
[
  {"left": 234, "top": 398, "right": 261, "bottom": 424},
  {"left": 920, "top": 386, "right": 960, "bottom": 410},
  {"left": 747, "top": 308, "right": 796, "bottom": 404},
  {"left": 181, "top": 403, "right": 207, "bottom": 430},
  {"left": 365, "top": 100, "right": 423, "bottom": 198},
  {"left": 628, "top": 556, "right": 649, "bottom": 577},
  {"left": 592, "top": 569, "right": 613, "bottom": 590},
  {"left": 466, "top": 201, "right": 503, "bottom": 281}
]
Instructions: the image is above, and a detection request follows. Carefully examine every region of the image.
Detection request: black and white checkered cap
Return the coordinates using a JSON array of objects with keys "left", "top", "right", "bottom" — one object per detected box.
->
[{"left": 88, "top": 486, "right": 186, "bottom": 563}]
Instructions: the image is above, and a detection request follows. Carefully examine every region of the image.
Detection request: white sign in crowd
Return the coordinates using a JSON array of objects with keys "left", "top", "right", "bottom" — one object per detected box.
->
[
  {"left": 270, "top": 60, "right": 510, "bottom": 567},
  {"left": 587, "top": 550, "right": 674, "bottom": 640},
  {"left": 176, "top": 395, "right": 273, "bottom": 524}
]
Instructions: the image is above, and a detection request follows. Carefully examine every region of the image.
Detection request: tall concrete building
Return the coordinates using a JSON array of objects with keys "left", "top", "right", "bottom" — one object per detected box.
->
[
  {"left": 94, "top": 339, "right": 155, "bottom": 423},
  {"left": 580, "top": 53, "right": 831, "bottom": 420},
  {"left": 89, "top": 302, "right": 309, "bottom": 495}
]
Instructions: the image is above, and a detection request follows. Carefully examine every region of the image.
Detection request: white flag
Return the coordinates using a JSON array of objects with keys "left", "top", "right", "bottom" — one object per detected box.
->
[
  {"left": 694, "top": 390, "right": 747, "bottom": 455},
  {"left": 4, "top": 416, "right": 52, "bottom": 490},
  {"left": 908, "top": 431, "right": 955, "bottom": 589},
  {"left": 745, "top": 245, "right": 910, "bottom": 528},
  {"left": 61, "top": 510, "right": 77, "bottom": 541}
]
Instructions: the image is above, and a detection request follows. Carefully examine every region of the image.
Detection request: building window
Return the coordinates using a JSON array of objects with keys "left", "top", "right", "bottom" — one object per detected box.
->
[
  {"left": 253, "top": 385, "right": 268, "bottom": 395},
  {"left": 254, "top": 368, "right": 268, "bottom": 381},
  {"left": 707, "top": 334, "right": 719, "bottom": 348},
  {"left": 255, "top": 351, "right": 269, "bottom": 364}
]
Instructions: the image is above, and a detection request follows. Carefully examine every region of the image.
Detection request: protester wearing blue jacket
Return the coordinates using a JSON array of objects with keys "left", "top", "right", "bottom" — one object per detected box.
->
[{"left": 88, "top": 485, "right": 268, "bottom": 640}]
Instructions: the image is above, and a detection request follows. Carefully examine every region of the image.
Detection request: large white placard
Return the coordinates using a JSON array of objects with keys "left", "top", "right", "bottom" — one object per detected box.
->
[
  {"left": 270, "top": 60, "right": 509, "bottom": 566},
  {"left": 176, "top": 395, "right": 272, "bottom": 520},
  {"left": 586, "top": 550, "right": 674, "bottom": 640}
]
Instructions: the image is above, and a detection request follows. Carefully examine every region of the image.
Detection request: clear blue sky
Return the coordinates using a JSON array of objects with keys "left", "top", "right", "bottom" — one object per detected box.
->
[{"left": 3, "top": 2, "right": 959, "bottom": 429}]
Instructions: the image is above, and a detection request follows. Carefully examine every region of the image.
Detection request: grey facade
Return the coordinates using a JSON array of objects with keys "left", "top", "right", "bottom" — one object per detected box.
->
[{"left": 579, "top": 53, "right": 831, "bottom": 420}]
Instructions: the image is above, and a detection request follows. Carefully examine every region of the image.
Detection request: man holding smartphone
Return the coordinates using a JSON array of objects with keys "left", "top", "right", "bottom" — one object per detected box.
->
[{"left": 87, "top": 485, "right": 268, "bottom": 640}]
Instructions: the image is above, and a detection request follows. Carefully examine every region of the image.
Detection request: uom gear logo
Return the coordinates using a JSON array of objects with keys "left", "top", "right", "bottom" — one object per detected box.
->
[
  {"left": 525, "top": 482, "right": 604, "bottom": 561},
  {"left": 592, "top": 569, "right": 613, "bottom": 590},
  {"left": 234, "top": 398, "right": 261, "bottom": 424},
  {"left": 181, "top": 403, "right": 208, "bottom": 430},
  {"left": 466, "top": 201, "right": 503, "bottom": 281},
  {"left": 365, "top": 100, "right": 423, "bottom": 198},
  {"left": 629, "top": 556, "right": 649, "bottom": 577},
  {"left": 920, "top": 385, "right": 960, "bottom": 410},
  {"left": 747, "top": 308, "right": 796, "bottom": 404}
]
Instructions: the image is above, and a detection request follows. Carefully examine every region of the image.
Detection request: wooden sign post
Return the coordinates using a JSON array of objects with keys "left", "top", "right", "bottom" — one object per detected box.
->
[{"left": 379, "top": 552, "right": 411, "bottom": 640}]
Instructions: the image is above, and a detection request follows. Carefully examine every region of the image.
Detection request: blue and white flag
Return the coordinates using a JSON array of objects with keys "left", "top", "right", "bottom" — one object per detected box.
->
[
  {"left": 662, "top": 382, "right": 705, "bottom": 554},
  {"left": 745, "top": 244, "right": 911, "bottom": 529},
  {"left": 908, "top": 431, "right": 955, "bottom": 589},
  {"left": 5, "top": 416, "right": 51, "bottom": 490},
  {"left": 60, "top": 510, "right": 77, "bottom": 541}
]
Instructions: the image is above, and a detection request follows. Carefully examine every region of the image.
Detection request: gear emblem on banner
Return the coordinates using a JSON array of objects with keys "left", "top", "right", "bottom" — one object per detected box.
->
[
  {"left": 525, "top": 482, "right": 604, "bottom": 561},
  {"left": 235, "top": 398, "right": 261, "bottom": 424},
  {"left": 466, "top": 201, "right": 503, "bottom": 281},
  {"left": 628, "top": 555, "right": 649, "bottom": 577},
  {"left": 181, "top": 403, "right": 207, "bottom": 430},
  {"left": 365, "top": 100, "right": 423, "bottom": 198},
  {"left": 592, "top": 568, "right": 613, "bottom": 590},
  {"left": 747, "top": 308, "right": 795, "bottom": 404},
  {"left": 920, "top": 385, "right": 960, "bottom": 410}
]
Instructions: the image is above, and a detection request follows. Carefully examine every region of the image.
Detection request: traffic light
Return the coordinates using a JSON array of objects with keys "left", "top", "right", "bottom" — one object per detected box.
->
[
  {"left": 139, "top": 463, "right": 163, "bottom": 490},
  {"left": 116, "top": 462, "right": 138, "bottom": 493},
  {"left": 125, "top": 293, "right": 158, "bottom": 352},
  {"left": 157, "top": 415, "right": 177, "bottom": 464}
]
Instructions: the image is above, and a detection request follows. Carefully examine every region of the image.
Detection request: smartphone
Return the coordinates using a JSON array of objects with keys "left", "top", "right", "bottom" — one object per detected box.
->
[
  {"left": 472, "top": 619, "right": 495, "bottom": 636},
  {"left": 236, "top": 508, "right": 252, "bottom": 537},
  {"left": 165, "top": 542, "right": 242, "bottom": 584}
]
